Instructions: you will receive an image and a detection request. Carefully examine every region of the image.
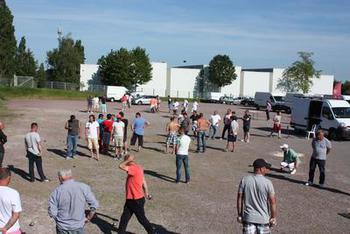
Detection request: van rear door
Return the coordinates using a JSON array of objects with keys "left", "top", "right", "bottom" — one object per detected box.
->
[{"left": 308, "top": 100, "right": 323, "bottom": 130}]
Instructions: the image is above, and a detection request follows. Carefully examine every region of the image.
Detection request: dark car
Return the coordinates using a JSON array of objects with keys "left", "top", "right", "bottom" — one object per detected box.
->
[{"left": 240, "top": 97, "right": 255, "bottom": 106}]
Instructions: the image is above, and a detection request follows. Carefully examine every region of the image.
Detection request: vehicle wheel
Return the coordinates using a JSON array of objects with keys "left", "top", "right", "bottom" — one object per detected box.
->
[
  {"left": 110, "top": 98, "right": 115, "bottom": 102},
  {"left": 328, "top": 128, "right": 338, "bottom": 141},
  {"left": 137, "top": 101, "right": 142, "bottom": 105},
  {"left": 256, "top": 106, "right": 260, "bottom": 110},
  {"left": 244, "top": 102, "right": 248, "bottom": 106}
]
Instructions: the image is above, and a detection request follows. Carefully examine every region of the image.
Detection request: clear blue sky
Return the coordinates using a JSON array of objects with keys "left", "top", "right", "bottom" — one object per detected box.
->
[{"left": 7, "top": 0, "right": 350, "bottom": 81}]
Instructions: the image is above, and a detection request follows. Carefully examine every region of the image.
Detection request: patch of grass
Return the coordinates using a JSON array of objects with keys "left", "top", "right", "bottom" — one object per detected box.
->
[{"left": 0, "top": 86, "right": 98, "bottom": 100}]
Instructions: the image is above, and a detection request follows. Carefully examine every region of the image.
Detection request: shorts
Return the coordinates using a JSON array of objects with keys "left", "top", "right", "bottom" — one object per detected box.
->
[
  {"left": 166, "top": 133, "right": 178, "bottom": 145},
  {"left": 227, "top": 134, "right": 237, "bottom": 142},
  {"left": 100, "top": 104, "right": 107, "bottom": 113},
  {"left": 114, "top": 136, "right": 124, "bottom": 147},
  {"left": 88, "top": 138, "right": 99, "bottom": 150},
  {"left": 103, "top": 132, "right": 111, "bottom": 146},
  {"left": 273, "top": 123, "right": 281, "bottom": 131},
  {"left": 130, "top": 133, "right": 143, "bottom": 147},
  {"left": 93, "top": 104, "right": 99, "bottom": 109},
  {"left": 243, "top": 223, "right": 270, "bottom": 234},
  {"left": 243, "top": 126, "right": 250, "bottom": 133}
]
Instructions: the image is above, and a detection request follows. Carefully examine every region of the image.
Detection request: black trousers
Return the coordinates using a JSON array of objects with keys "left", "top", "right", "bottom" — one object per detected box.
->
[
  {"left": 221, "top": 124, "right": 231, "bottom": 139},
  {"left": 130, "top": 133, "right": 144, "bottom": 147},
  {"left": 0, "top": 151, "right": 4, "bottom": 168},
  {"left": 266, "top": 110, "right": 270, "bottom": 120},
  {"left": 308, "top": 158, "right": 326, "bottom": 185},
  {"left": 27, "top": 151, "right": 47, "bottom": 181},
  {"left": 118, "top": 198, "right": 154, "bottom": 234}
]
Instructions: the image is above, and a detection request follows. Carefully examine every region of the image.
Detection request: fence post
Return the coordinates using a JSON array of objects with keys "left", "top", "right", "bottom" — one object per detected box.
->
[
  {"left": 64, "top": 83, "right": 67, "bottom": 90},
  {"left": 51, "top": 82, "right": 53, "bottom": 89},
  {"left": 177, "top": 90, "right": 179, "bottom": 98}
]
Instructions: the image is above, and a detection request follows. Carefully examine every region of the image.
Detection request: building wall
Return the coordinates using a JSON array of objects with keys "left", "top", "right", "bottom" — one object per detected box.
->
[
  {"left": 240, "top": 71, "right": 270, "bottom": 97},
  {"left": 310, "top": 75, "right": 334, "bottom": 95},
  {"left": 220, "top": 66, "right": 242, "bottom": 97},
  {"left": 167, "top": 68, "right": 201, "bottom": 98},
  {"left": 80, "top": 64, "right": 99, "bottom": 91},
  {"left": 136, "top": 62, "right": 167, "bottom": 96}
]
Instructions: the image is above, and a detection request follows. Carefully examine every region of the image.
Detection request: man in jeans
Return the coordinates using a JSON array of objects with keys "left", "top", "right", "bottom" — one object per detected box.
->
[
  {"left": 0, "top": 121, "right": 7, "bottom": 167},
  {"left": 0, "top": 168, "right": 22, "bottom": 234},
  {"left": 209, "top": 110, "right": 221, "bottom": 139},
  {"left": 221, "top": 109, "right": 232, "bottom": 140},
  {"left": 49, "top": 169, "right": 99, "bottom": 234},
  {"left": 118, "top": 154, "right": 155, "bottom": 234},
  {"left": 305, "top": 130, "right": 331, "bottom": 187},
  {"left": 176, "top": 128, "right": 191, "bottom": 184},
  {"left": 25, "top": 123, "right": 49, "bottom": 182},
  {"left": 196, "top": 113, "right": 210, "bottom": 153},
  {"left": 237, "top": 158, "right": 277, "bottom": 234},
  {"left": 65, "top": 115, "right": 81, "bottom": 159}
]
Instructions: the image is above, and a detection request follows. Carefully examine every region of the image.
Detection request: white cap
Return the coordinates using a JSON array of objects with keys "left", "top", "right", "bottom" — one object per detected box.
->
[{"left": 280, "top": 144, "right": 289, "bottom": 149}]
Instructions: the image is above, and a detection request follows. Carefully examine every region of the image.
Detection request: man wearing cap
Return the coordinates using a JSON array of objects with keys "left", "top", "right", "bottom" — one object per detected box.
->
[
  {"left": 280, "top": 144, "right": 298, "bottom": 174},
  {"left": 237, "top": 158, "right": 277, "bottom": 234}
]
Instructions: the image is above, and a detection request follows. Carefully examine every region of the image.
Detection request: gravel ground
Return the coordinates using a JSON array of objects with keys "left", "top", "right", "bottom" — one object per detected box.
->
[{"left": 1, "top": 99, "right": 349, "bottom": 234}]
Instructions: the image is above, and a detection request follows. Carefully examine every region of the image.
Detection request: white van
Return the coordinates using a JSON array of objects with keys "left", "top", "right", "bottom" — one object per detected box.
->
[
  {"left": 290, "top": 97, "right": 350, "bottom": 140},
  {"left": 106, "top": 86, "right": 128, "bottom": 102},
  {"left": 254, "top": 92, "right": 290, "bottom": 113}
]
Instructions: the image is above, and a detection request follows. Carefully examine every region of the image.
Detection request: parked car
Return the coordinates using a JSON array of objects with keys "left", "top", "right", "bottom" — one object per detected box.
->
[
  {"left": 232, "top": 97, "right": 244, "bottom": 105},
  {"left": 132, "top": 95, "right": 157, "bottom": 105},
  {"left": 240, "top": 97, "right": 255, "bottom": 106},
  {"left": 219, "top": 96, "right": 235, "bottom": 104},
  {"left": 106, "top": 86, "right": 128, "bottom": 102}
]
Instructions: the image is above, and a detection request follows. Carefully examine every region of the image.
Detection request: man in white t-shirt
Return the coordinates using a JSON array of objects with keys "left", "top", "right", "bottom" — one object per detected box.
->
[
  {"left": 112, "top": 115, "right": 125, "bottom": 160},
  {"left": 192, "top": 101, "right": 198, "bottom": 112},
  {"left": 175, "top": 128, "right": 191, "bottom": 184},
  {"left": 209, "top": 111, "right": 221, "bottom": 139},
  {"left": 93, "top": 96, "right": 100, "bottom": 113},
  {"left": 85, "top": 115, "right": 100, "bottom": 160},
  {"left": 0, "top": 168, "right": 22, "bottom": 234}
]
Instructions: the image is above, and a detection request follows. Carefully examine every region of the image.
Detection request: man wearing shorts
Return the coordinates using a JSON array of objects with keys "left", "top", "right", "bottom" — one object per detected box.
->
[
  {"left": 112, "top": 115, "right": 125, "bottom": 160},
  {"left": 121, "top": 94, "right": 128, "bottom": 112},
  {"left": 85, "top": 115, "right": 100, "bottom": 160},
  {"left": 226, "top": 116, "right": 239, "bottom": 152},
  {"left": 100, "top": 96, "right": 108, "bottom": 114},
  {"left": 102, "top": 114, "right": 114, "bottom": 154},
  {"left": 270, "top": 111, "right": 282, "bottom": 139},
  {"left": 165, "top": 117, "right": 180, "bottom": 154},
  {"left": 130, "top": 112, "right": 150, "bottom": 152}
]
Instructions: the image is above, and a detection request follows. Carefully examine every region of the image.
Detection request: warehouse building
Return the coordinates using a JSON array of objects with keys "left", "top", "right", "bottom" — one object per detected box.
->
[{"left": 80, "top": 63, "right": 334, "bottom": 98}]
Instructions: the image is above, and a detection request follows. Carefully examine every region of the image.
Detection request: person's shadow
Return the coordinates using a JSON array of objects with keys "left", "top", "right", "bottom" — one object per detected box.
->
[
  {"left": 7, "top": 165, "right": 34, "bottom": 182},
  {"left": 90, "top": 212, "right": 118, "bottom": 234},
  {"left": 144, "top": 170, "right": 176, "bottom": 183}
]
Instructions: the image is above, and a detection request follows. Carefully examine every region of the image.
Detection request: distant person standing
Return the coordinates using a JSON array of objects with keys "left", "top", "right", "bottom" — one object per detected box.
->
[
  {"left": 130, "top": 112, "right": 150, "bottom": 152},
  {"left": 305, "top": 130, "right": 331, "bottom": 187},
  {"left": 121, "top": 94, "right": 128, "bottom": 112},
  {"left": 192, "top": 101, "right": 199, "bottom": 112},
  {"left": 93, "top": 95, "right": 100, "bottom": 113},
  {"left": 226, "top": 116, "right": 239, "bottom": 152},
  {"left": 85, "top": 115, "right": 100, "bottom": 160},
  {"left": 87, "top": 96, "right": 93, "bottom": 113},
  {"left": 182, "top": 99, "right": 189, "bottom": 112},
  {"left": 150, "top": 98, "right": 157, "bottom": 113},
  {"left": 118, "top": 154, "right": 155, "bottom": 234},
  {"left": 0, "top": 168, "right": 22, "bottom": 234},
  {"left": 180, "top": 112, "right": 191, "bottom": 135},
  {"left": 49, "top": 169, "right": 99, "bottom": 234},
  {"left": 196, "top": 113, "right": 210, "bottom": 153},
  {"left": 237, "top": 158, "right": 277, "bottom": 234},
  {"left": 156, "top": 95, "right": 161, "bottom": 112},
  {"left": 167, "top": 95, "right": 172, "bottom": 113},
  {"left": 176, "top": 128, "right": 191, "bottom": 184},
  {"left": 221, "top": 109, "right": 232, "bottom": 140},
  {"left": 270, "top": 111, "right": 282, "bottom": 139},
  {"left": 127, "top": 94, "right": 132, "bottom": 109},
  {"left": 0, "top": 122, "right": 7, "bottom": 167},
  {"left": 173, "top": 100, "right": 179, "bottom": 115},
  {"left": 266, "top": 101, "right": 272, "bottom": 121},
  {"left": 190, "top": 111, "right": 199, "bottom": 137},
  {"left": 165, "top": 117, "right": 180, "bottom": 154},
  {"left": 242, "top": 110, "right": 251, "bottom": 143},
  {"left": 25, "top": 122, "right": 49, "bottom": 182},
  {"left": 112, "top": 115, "right": 125, "bottom": 160},
  {"left": 209, "top": 110, "right": 221, "bottom": 139},
  {"left": 65, "top": 115, "right": 81, "bottom": 159},
  {"left": 97, "top": 114, "right": 104, "bottom": 150},
  {"left": 102, "top": 114, "right": 114, "bottom": 154},
  {"left": 119, "top": 112, "right": 129, "bottom": 154},
  {"left": 100, "top": 96, "right": 108, "bottom": 114}
]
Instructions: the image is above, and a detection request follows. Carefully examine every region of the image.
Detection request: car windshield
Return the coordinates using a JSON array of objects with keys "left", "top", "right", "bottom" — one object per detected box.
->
[
  {"left": 332, "top": 107, "right": 350, "bottom": 118},
  {"left": 274, "top": 96, "right": 285, "bottom": 102}
]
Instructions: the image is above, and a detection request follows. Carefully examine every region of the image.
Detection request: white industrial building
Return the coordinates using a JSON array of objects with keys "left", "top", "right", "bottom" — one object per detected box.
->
[{"left": 80, "top": 63, "right": 334, "bottom": 98}]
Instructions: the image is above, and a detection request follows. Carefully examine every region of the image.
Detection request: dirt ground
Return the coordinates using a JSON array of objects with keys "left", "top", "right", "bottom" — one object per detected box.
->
[{"left": 1, "top": 99, "right": 349, "bottom": 234}]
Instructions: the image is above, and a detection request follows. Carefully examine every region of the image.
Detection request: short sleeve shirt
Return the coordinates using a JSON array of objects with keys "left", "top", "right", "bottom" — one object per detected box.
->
[
  {"left": 238, "top": 175, "right": 275, "bottom": 224},
  {"left": 113, "top": 121, "right": 125, "bottom": 137},
  {"left": 25, "top": 132, "right": 41, "bottom": 155},
  {"left": 210, "top": 114, "right": 221, "bottom": 126},
  {"left": 312, "top": 138, "right": 331, "bottom": 160},
  {"left": 126, "top": 164, "right": 144, "bottom": 200},
  {"left": 133, "top": 118, "right": 147, "bottom": 136},
  {"left": 86, "top": 121, "right": 99, "bottom": 139},
  {"left": 102, "top": 120, "right": 114, "bottom": 133},
  {"left": 177, "top": 135, "right": 191, "bottom": 155},
  {"left": 0, "top": 186, "right": 22, "bottom": 232},
  {"left": 283, "top": 148, "right": 298, "bottom": 163}
]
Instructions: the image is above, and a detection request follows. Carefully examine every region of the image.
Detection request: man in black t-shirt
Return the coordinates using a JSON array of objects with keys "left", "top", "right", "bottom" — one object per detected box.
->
[
  {"left": 119, "top": 112, "right": 129, "bottom": 154},
  {"left": 242, "top": 110, "right": 252, "bottom": 143},
  {"left": 167, "top": 95, "right": 172, "bottom": 113},
  {"left": 0, "top": 122, "right": 7, "bottom": 167}
]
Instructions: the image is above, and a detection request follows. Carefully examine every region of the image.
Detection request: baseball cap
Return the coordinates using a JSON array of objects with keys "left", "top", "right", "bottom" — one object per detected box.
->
[
  {"left": 280, "top": 144, "right": 289, "bottom": 149},
  {"left": 253, "top": 158, "right": 272, "bottom": 169}
]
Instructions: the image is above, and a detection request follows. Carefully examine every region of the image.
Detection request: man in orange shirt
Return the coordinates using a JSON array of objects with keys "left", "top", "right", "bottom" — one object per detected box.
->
[
  {"left": 196, "top": 113, "right": 210, "bottom": 153},
  {"left": 118, "top": 154, "right": 155, "bottom": 234}
]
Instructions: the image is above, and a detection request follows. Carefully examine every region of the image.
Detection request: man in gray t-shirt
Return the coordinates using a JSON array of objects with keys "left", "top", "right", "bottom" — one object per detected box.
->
[
  {"left": 237, "top": 158, "right": 277, "bottom": 234},
  {"left": 306, "top": 130, "right": 331, "bottom": 187}
]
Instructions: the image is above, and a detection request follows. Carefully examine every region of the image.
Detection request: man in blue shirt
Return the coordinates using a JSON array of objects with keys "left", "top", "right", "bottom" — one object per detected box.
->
[{"left": 130, "top": 112, "right": 150, "bottom": 152}]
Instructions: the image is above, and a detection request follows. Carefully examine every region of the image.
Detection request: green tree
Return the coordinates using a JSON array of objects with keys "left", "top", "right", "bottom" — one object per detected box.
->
[
  {"left": 15, "top": 36, "right": 37, "bottom": 76},
  {"left": 46, "top": 35, "right": 85, "bottom": 84},
  {"left": 342, "top": 81, "right": 350, "bottom": 95},
  {"left": 98, "top": 47, "right": 152, "bottom": 89},
  {"left": 0, "top": 0, "right": 17, "bottom": 79},
  {"left": 36, "top": 63, "right": 46, "bottom": 88},
  {"left": 208, "top": 54, "right": 237, "bottom": 88},
  {"left": 278, "top": 52, "right": 321, "bottom": 94}
]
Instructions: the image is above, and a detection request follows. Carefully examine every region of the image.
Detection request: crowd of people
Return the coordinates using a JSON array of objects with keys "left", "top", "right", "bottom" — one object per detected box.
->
[{"left": 0, "top": 95, "right": 336, "bottom": 234}]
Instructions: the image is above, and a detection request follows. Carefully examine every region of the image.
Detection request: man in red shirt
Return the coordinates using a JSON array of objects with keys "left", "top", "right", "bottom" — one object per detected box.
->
[
  {"left": 118, "top": 154, "right": 155, "bottom": 234},
  {"left": 102, "top": 114, "right": 114, "bottom": 154}
]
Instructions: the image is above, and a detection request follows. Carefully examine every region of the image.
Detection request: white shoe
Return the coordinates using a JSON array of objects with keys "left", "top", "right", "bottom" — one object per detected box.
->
[{"left": 290, "top": 169, "right": 296, "bottom": 175}]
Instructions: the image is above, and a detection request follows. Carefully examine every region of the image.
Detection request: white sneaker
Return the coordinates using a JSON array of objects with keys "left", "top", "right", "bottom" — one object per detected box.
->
[
  {"left": 290, "top": 169, "right": 296, "bottom": 175},
  {"left": 305, "top": 182, "right": 313, "bottom": 186}
]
